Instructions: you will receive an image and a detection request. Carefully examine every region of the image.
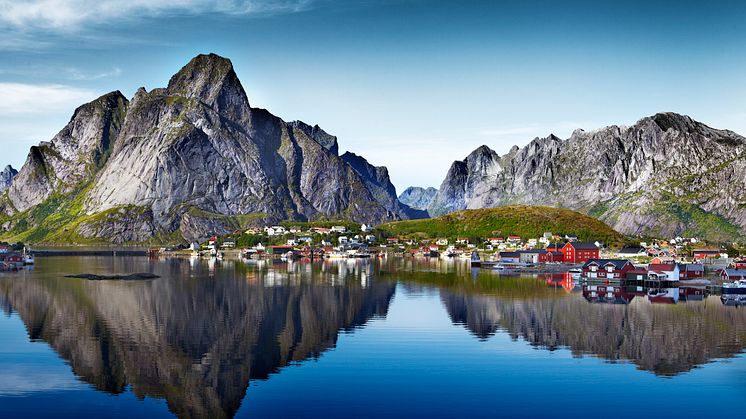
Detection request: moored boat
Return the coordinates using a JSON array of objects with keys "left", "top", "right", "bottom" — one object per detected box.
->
[
  {"left": 470, "top": 250, "right": 481, "bottom": 267},
  {"left": 722, "top": 279, "right": 746, "bottom": 295}
]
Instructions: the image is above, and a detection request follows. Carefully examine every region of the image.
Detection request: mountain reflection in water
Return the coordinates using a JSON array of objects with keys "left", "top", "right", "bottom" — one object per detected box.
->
[
  {"left": 1, "top": 256, "right": 745, "bottom": 418},
  {"left": 0, "top": 257, "right": 394, "bottom": 418}
]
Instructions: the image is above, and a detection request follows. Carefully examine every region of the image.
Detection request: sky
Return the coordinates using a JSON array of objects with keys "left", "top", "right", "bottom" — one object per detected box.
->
[{"left": 1, "top": 0, "right": 745, "bottom": 192}]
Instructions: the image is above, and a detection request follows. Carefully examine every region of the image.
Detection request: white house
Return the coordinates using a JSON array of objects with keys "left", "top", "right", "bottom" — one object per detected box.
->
[
  {"left": 338, "top": 236, "right": 349, "bottom": 244},
  {"left": 648, "top": 263, "right": 680, "bottom": 282},
  {"left": 331, "top": 225, "right": 347, "bottom": 233},
  {"left": 361, "top": 224, "right": 372, "bottom": 232},
  {"left": 365, "top": 235, "right": 376, "bottom": 243},
  {"left": 436, "top": 238, "right": 449, "bottom": 246},
  {"left": 266, "top": 226, "right": 287, "bottom": 236}
]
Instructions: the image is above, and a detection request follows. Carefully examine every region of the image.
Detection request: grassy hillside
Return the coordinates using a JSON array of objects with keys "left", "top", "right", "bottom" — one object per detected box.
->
[{"left": 377, "top": 205, "right": 627, "bottom": 246}]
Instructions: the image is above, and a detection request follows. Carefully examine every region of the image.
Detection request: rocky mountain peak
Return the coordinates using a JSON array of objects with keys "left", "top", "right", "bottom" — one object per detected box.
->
[
  {"left": 166, "top": 53, "right": 249, "bottom": 117},
  {"left": 398, "top": 186, "right": 438, "bottom": 210},
  {"left": 290, "top": 121, "right": 339, "bottom": 154},
  {"left": 649, "top": 112, "right": 697, "bottom": 134},
  {"left": 0, "top": 165, "right": 17, "bottom": 193},
  {"left": 427, "top": 114, "right": 746, "bottom": 242}
]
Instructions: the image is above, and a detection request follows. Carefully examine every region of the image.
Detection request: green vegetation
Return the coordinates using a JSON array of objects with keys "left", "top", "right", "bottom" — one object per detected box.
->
[
  {"left": 278, "top": 220, "right": 361, "bottom": 231},
  {"left": 378, "top": 205, "right": 627, "bottom": 246}
]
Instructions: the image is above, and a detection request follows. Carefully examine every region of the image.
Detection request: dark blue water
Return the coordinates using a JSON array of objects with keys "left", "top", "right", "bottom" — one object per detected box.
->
[{"left": 1, "top": 256, "right": 745, "bottom": 418}]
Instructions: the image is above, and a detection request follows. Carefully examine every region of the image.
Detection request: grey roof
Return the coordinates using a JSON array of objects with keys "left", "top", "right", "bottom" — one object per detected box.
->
[
  {"left": 568, "top": 242, "right": 599, "bottom": 250},
  {"left": 722, "top": 269, "right": 746, "bottom": 277},
  {"left": 678, "top": 263, "right": 704, "bottom": 272},
  {"left": 499, "top": 252, "right": 521, "bottom": 257},
  {"left": 583, "top": 259, "right": 632, "bottom": 269}
]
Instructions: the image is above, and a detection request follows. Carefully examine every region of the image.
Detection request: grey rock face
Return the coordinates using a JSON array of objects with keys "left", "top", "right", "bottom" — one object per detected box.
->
[
  {"left": 3, "top": 53, "right": 412, "bottom": 242},
  {"left": 6, "top": 91, "right": 128, "bottom": 213},
  {"left": 0, "top": 165, "right": 17, "bottom": 193},
  {"left": 398, "top": 186, "right": 438, "bottom": 210},
  {"left": 429, "top": 113, "right": 746, "bottom": 241}
]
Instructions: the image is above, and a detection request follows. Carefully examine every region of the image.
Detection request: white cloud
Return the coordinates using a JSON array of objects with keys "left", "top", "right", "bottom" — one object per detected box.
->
[
  {"left": 67, "top": 67, "right": 123, "bottom": 81},
  {"left": 0, "top": 83, "right": 96, "bottom": 115},
  {"left": 0, "top": 0, "right": 316, "bottom": 31}
]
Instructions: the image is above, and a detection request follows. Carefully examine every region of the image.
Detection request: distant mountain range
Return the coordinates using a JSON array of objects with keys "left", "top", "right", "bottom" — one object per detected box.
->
[
  {"left": 0, "top": 54, "right": 423, "bottom": 243},
  {"left": 2, "top": 53, "right": 744, "bottom": 244},
  {"left": 410, "top": 113, "right": 746, "bottom": 243}
]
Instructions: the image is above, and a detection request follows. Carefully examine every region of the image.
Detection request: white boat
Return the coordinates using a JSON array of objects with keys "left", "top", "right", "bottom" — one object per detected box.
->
[
  {"left": 442, "top": 246, "right": 457, "bottom": 258},
  {"left": 722, "top": 279, "right": 746, "bottom": 295},
  {"left": 23, "top": 247, "right": 34, "bottom": 265}
]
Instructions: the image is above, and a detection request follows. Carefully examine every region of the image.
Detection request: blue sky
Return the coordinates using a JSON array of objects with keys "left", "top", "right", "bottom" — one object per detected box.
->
[{"left": 1, "top": 0, "right": 745, "bottom": 191}]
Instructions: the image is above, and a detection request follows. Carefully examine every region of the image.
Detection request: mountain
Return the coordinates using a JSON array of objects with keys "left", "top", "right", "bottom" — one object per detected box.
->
[
  {"left": 0, "top": 54, "right": 418, "bottom": 244},
  {"left": 398, "top": 186, "right": 438, "bottom": 210},
  {"left": 340, "top": 151, "right": 426, "bottom": 219},
  {"left": 378, "top": 206, "right": 626, "bottom": 246},
  {"left": 427, "top": 113, "right": 746, "bottom": 242},
  {"left": 0, "top": 165, "right": 17, "bottom": 193}
]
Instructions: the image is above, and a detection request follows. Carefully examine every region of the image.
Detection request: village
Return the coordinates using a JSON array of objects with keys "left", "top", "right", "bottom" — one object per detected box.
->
[
  {"left": 147, "top": 223, "right": 746, "bottom": 294},
  {"left": 4, "top": 222, "right": 746, "bottom": 300}
]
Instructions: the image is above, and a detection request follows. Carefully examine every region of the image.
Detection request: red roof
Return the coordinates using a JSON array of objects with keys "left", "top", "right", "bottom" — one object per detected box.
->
[{"left": 648, "top": 263, "right": 676, "bottom": 272}]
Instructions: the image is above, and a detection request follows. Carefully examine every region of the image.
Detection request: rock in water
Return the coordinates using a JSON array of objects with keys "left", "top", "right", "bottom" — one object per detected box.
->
[{"left": 65, "top": 273, "right": 160, "bottom": 280}]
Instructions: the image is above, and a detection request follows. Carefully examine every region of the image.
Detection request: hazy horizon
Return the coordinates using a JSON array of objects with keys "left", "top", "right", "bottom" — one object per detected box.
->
[{"left": 2, "top": 0, "right": 745, "bottom": 192}]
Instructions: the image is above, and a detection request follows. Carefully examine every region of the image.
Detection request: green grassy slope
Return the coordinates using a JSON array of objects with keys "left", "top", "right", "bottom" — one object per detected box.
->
[{"left": 377, "top": 205, "right": 627, "bottom": 246}]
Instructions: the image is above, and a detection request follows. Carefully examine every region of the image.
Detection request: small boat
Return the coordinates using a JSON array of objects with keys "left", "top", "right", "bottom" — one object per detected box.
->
[
  {"left": 23, "top": 247, "right": 34, "bottom": 265},
  {"left": 722, "top": 279, "right": 746, "bottom": 295},
  {"left": 442, "top": 246, "right": 457, "bottom": 258}
]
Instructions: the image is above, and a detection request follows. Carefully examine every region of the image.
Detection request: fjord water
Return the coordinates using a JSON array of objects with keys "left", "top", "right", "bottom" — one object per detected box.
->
[{"left": 1, "top": 257, "right": 745, "bottom": 418}]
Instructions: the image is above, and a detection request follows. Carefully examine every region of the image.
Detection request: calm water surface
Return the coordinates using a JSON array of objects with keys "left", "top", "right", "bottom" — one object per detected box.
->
[{"left": 1, "top": 256, "right": 745, "bottom": 418}]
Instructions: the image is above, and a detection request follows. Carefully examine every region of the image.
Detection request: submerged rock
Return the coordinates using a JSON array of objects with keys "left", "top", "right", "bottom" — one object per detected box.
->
[{"left": 65, "top": 273, "right": 160, "bottom": 280}]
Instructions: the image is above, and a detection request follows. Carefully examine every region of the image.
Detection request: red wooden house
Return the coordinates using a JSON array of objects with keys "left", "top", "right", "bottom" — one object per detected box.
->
[
  {"left": 558, "top": 242, "right": 599, "bottom": 263},
  {"left": 678, "top": 263, "right": 704, "bottom": 279},
  {"left": 693, "top": 249, "right": 719, "bottom": 260},
  {"left": 582, "top": 259, "right": 635, "bottom": 280}
]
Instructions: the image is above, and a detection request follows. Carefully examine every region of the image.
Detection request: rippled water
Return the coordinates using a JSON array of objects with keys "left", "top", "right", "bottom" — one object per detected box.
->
[{"left": 1, "top": 256, "right": 745, "bottom": 418}]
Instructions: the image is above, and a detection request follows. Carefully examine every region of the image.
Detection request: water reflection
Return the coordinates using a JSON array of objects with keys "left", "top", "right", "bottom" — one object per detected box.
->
[
  {"left": 0, "top": 257, "right": 394, "bottom": 419},
  {"left": 1, "top": 256, "right": 746, "bottom": 418}
]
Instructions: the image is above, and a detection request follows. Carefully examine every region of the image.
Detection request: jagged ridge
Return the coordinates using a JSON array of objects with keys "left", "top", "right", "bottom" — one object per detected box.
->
[
  {"left": 0, "top": 54, "right": 417, "bottom": 244},
  {"left": 427, "top": 113, "right": 746, "bottom": 242}
]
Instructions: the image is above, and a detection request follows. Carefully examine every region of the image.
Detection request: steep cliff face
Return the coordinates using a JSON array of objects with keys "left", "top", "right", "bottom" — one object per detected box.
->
[
  {"left": 5, "top": 92, "right": 128, "bottom": 213},
  {"left": 341, "top": 151, "right": 427, "bottom": 219},
  {"left": 429, "top": 114, "right": 746, "bottom": 241},
  {"left": 398, "top": 186, "right": 437, "bottom": 210},
  {"left": 0, "top": 165, "right": 17, "bottom": 193},
  {"left": 1, "top": 54, "right": 411, "bottom": 243}
]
